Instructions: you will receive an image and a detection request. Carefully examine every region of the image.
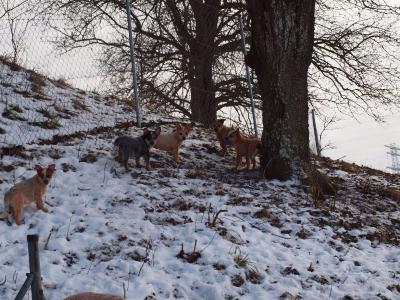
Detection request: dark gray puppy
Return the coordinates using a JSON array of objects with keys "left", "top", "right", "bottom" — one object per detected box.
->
[{"left": 114, "top": 127, "right": 161, "bottom": 170}]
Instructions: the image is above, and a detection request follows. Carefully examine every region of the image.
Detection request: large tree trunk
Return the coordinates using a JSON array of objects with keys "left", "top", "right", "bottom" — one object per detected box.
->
[
  {"left": 188, "top": 0, "right": 219, "bottom": 125},
  {"left": 246, "top": 0, "right": 315, "bottom": 180},
  {"left": 189, "top": 55, "right": 217, "bottom": 124}
]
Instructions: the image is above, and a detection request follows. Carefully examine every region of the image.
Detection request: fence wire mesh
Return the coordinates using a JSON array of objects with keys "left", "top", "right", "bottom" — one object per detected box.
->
[{"left": 0, "top": 2, "right": 137, "bottom": 150}]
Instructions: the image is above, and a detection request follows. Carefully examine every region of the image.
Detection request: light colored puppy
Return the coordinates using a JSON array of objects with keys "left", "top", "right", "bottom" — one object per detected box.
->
[
  {"left": 1, "top": 164, "right": 55, "bottom": 225},
  {"left": 155, "top": 123, "right": 193, "bottom": 162}
]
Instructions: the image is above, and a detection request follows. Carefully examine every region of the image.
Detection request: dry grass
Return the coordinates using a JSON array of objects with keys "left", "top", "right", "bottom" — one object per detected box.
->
[
  {"left": 253, "top": 207, "right": 271, "bottom": 219},
  {"left": 0, "top": 55, "right": 22, "bottom": 71},
  {"left": 281, "top": 266, "right": 300, "bottom": 276},
  {"left": 53, "top": 77, "right": 71, "bottom": 89},
  {"left": 54, "top": 104, "right": 77, "bottom": 117},
  {"left": 73, "top": 98, "right": 89, "bottom": 111},
  {"left": 233, "top": 253, "right": 250, "bottom": 268},
  {"left": 387, "top": 284, "right": 400, "bottom": 293},
  {"left": 37, "top": 107, "right": 53, "bottom": 118},
  {"left": 245, "top": 269, "right": 263, "bottom": 284},
  {"left": 186, "top": 168, "right": 206, "bottom": 179},
  {"left": 212, "top": 262, "right": 226, "bottom": 270},
  {"left": 303, "top": 161, "right": 336, "bottom": 207},
  {"left": 230, "top": 274, "right": 245, "bottom": 287},
  {"left": 1, "top": 145, "right": 29, "bottom": 159},
  {"left": 2, "top": 104, "right": 25, "bottom": 121},
  {"left": 30, "top": 116, "right": 61, "bottom": 130},
  {"left": 253, "top": 207, "right": 282, "bottom": 227},
  {"left": 28, "top": 70, "right": 46, "bottom": 94},
  {"left": 296, "top": 226, "right": 312, "bottom": 239}
]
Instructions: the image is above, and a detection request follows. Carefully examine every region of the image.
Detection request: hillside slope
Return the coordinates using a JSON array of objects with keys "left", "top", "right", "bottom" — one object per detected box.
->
[
  {"left": 0, "top": 62, "right": 399, "bottom": 300},
  {"left": 0, "top": 57, "right": 167, "bottom": 146}
]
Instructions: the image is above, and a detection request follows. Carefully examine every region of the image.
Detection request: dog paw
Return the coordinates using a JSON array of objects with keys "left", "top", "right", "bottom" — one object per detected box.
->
[{"left": 42, "top": 207, "right": 49, "bottom": 213}]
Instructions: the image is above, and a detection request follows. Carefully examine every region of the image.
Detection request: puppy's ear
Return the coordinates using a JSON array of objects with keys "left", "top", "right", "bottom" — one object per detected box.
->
[
  {"left": 235, "top": 129, "right": 240, "bottom": 136},
  {"left": 47, "top": 164, "right": 56, "bottom": 175},
  {"left": 218, "top": 119, "right": 226, "bottom": 124},
  {"left": 35, "top": 164, "right": 43, "bottom": 173},
  {"left": 143, "top": 127, "right": 149, "bottom": 134},
  {"left": 175, "top": 123, "right": 182, "bottom": 130},
  {"left": 155, "top": 126, "right": 161, "bottom": 136}
]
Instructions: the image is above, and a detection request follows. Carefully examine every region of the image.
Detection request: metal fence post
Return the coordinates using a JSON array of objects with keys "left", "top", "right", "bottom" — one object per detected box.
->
[
  {"left": 125, "top": 0, "right": 142, "bottom": 128},
  {"left": 27, "top": 234, "right": 46, "bottom": 300},
  {"left": 239, "top": 14, "right": 258, "bottom": 138},
  {"left": 15, "top": 273, "right": 34, "bottom": 300},
  {"left": 311, "top": 109, "right": 322, "bottom": 156}
]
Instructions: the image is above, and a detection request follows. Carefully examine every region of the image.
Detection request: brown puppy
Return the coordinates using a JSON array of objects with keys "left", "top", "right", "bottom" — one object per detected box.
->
[
  {"left": 213, "top": 119, "right": 234, "bottom": 156},
  {"left": 155, "top": 123, "right": 193, "bottom": 162},
  {"left": 1, "top": 164, "right": 56, "bottom": 225},
  {"left": 63, "top": 292, "right": 124, "bottom": 300},
  {"left": 225, "top": 129, "right": 260, "bottom": 170}
]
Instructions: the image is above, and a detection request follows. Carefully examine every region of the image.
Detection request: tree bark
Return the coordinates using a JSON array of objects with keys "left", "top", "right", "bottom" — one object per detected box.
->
[
  {"left": 246, "top": 0, "right": 315, "bottom": 180},
  {"left": 188, "top": 0, "right": 219, "bottom": 125},
  {"left": 189, "top": 56, "right": 217, "bottom": 124}
]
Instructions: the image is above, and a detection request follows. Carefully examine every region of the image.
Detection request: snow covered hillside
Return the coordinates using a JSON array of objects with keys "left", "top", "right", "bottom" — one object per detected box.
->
[
  {"left": 0, "top": 56, "right": 168, "bottom": 147},
  {"left": 0, "top": 62, "right": 400, "bottom": 300}
]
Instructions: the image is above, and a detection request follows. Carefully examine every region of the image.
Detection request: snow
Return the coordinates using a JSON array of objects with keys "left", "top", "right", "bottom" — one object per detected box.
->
[
  {"left": 0, "top": 61, "right": 399, "bottom": 300},
  {"left": 1, "top": 131, "right": 399, "bottom": 299}
]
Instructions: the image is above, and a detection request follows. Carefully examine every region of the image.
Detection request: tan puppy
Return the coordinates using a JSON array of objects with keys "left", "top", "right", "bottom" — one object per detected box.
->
[
  {"left": 1, "top": 164, "right": 55, "bottom": 225},
  {"left": 225, "top": 129, "right": 260, "bottom": 170},
  {"left": 213, "top": 119, "right": 234, "bottom": 156},
  {"left": 63, "top": 292, "right": 124, "bottom": 300},
  {"left": 155, "top": 123, "right": 193, "bottom": 162}
]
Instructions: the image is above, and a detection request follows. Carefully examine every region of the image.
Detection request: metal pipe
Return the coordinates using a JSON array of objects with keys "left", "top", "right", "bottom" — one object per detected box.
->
[
  {"left": 125, "top": 0, "right": 141, "bottom": 128},
  {"left": 239, "top": 14, "right": 258, "bottom": 138},
  {"left": 15, "top": 273, "right": 34, "bottom": 300},
  {"left": 311, "top": 109, "right": 321, "bottom": 156}
]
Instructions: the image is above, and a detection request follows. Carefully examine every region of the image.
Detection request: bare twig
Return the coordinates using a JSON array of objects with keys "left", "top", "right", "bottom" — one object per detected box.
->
[
  {"left": 200, "top": 231, "right": 217, "bottom": 253},
  {"left": 102, "top": 160, "right": 108, "bottom": 183},
  {"left": 137, "top": 261, "right": 146, "bottom": 277},
  {"left": 123, "top": 282, "right": 127, "bottom": 299},
  {"left": 44, "top": 228, "right": 53, "bottom": 250},
  {"left": 12, "top": 270, "right": 17, "bottom": 283},
  {"left": 66, "top": 215, "right": 72, "bottom": 241},
  {"left": 193, "top": 240, "right": 197, "bottom": 253},
  {"left": 211, "top": 209, "right": 228, "bottom": 227}
]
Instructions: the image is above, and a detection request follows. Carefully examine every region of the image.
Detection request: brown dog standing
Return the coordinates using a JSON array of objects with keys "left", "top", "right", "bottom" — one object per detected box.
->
[
  {"left": 1, "top": 164, "right": 55, "bottom": 225},
  {"left": 155, "top": 123, "right": 193, "bottom": 162},
  {"left": 213, "top": 119, "right": 234, "bottom": 156},
  {"left": 225, "top": 129, "right": 260, "bottom": 170}
]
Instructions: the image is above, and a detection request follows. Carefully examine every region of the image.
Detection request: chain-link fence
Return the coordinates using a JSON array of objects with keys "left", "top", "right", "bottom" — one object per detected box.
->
[{"left": 0, "top": 1, "right": 139, "bottom": 150}]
